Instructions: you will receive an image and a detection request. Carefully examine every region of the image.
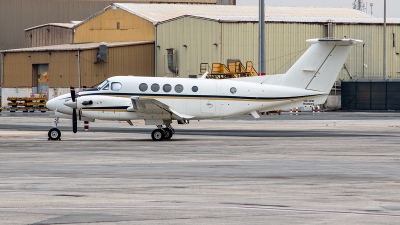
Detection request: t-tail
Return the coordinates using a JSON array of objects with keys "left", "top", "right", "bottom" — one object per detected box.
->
[{"left": 276, "top": 38, "right": 363, "bottom": 93}]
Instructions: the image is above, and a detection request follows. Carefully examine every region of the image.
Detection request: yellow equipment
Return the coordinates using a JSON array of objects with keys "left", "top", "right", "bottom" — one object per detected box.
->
[{"left": 200, "top": 60, "right": 258, "bottom": 79}]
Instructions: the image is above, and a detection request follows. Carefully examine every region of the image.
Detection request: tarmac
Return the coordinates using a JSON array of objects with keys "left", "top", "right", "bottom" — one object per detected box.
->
[{"left": 0, "top": 111, "right": 400, "bottom": 224}]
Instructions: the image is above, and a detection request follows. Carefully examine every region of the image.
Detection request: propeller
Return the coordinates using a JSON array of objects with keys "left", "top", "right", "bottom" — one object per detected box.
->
[{"left": 71, "top": 87, "right": 77, "bottom": 133}]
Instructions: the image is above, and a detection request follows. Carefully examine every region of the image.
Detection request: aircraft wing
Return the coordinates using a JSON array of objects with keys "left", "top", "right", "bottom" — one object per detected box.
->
[{"left": 127, "top": 96, "right": 194, "bottom": 120}]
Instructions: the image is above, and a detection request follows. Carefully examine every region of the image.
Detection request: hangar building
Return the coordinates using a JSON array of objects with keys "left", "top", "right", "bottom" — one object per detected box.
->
[
  {"left": 71, "top": 3, "right": 400, "bottom": 81},
  {"left": 0, "top": 0, "right": 235, "bottom": 98},
  {"left": 2, "top": 3, "right": 400, "bottom": 108},
  {"left": 1, "top": 41, "right": 154, "bottom": 105},
  {"left": 0, "top": 0, "right": 234, "bottom": 51}
]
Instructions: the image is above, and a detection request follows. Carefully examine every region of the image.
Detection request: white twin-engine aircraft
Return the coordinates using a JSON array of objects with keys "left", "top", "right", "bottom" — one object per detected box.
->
[{"left": 46, "top": 38, "right": 362, "bottom": 141}]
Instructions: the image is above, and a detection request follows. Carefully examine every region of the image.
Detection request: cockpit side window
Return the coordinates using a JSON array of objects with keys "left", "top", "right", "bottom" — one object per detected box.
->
[
  {"left": 111, "top": 82, "right": 122, "bottom": 91},
  {"left": 97, "top": 80, "right": 109, "bottom": 90},
  {"left": 102, "top": 83, "right": 109, "bottom": 90}
]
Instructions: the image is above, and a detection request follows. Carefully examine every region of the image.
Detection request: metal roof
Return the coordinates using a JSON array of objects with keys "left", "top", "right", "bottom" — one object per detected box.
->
[
  {"left": 112, "top": 3, "right": 375, "bottom": 25},
  {"left": 1, "top": 41, "right": 154, "bottom": 53},
  {"left": 25, "top": 23, "right": 77, "bottom": 31},
  {"left": 164, "top": 15, "right": 400, "bottom": 24}
]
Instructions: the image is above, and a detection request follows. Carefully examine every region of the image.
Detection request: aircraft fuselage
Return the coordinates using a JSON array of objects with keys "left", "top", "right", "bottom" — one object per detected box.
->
[{"left": 48, "top": 76, "right": 325, "bottom": 122}]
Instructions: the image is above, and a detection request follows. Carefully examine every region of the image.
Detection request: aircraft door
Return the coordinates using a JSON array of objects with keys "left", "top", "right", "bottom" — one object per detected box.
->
[{"left": 201, "top": 80, "right": 217, "bottom": 114}]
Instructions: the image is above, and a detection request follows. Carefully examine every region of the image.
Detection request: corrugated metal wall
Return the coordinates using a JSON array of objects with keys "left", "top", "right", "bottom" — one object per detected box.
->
[
  {"left": 156, "top": 17, "right": 221, "bottom": 77},
  {"left": 3, "top": 51, "right": 79, "bottom": 88},
  {"left": 157, "top": 17, "right": 400, "bottom": 81},
  {"left": 78, "top": 44, "right": 155, "bottom": 86},
  {"left": 2, "top": 52, "right": 40, "bottom": 88},
  {"left": 221, "top": 22, "right": 324, "bottom": 75},
  {"left": 74, "top": 8, "right": 155, "bottom": 43},
  {"left": 2, "top": 43, "right": 154, "bottom": 88},
  {"left": 335, "top": 24, "right": 400, "bottom": 80},
  {"left": 157, "top": 19, "right": 325, "bottom": 78},
  {"left": 25, "top": 26, "right": 74, "bottom": 48}
]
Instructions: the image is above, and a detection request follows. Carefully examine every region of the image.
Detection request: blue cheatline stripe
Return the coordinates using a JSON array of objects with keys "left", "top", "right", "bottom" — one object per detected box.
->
[
  {"left": 78, "top": 92, "right": 323, "bottom": 101},
  {"left": 82, "top": 106, "right": 129, "bottom": 110}
]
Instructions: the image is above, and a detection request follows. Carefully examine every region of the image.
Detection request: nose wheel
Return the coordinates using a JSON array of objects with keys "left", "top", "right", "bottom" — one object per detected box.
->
[
  {"left": 48, "top": 116, "right": 61, "bottom": 140},
  {"left": 48, "top": 127, "right": 61, "bottom": 140}
]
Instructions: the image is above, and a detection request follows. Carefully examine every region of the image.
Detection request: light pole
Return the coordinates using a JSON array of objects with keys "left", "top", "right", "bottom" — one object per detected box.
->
[
  {"left": 258, "top": 0, "right": 266, "bottom": 76},
  {"left": 362, "top": 43, "right": 365, "bottom": 78},
  {"left": 370, "top": 2, "right": 373, "bottom": 15},
  {"left": 383, "top": 0, "right": 387, "bottom": 80}
]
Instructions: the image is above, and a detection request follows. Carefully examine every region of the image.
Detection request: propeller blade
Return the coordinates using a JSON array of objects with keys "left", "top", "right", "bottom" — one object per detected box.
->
[
  {"left": 70, "top": 87, "right": 76, "bottom": 102},
  {"left": 72, "top": 108, "right": 77, "bottom": 133}
]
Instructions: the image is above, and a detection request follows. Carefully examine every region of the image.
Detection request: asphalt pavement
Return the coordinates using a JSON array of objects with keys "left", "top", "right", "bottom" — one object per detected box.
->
[{"left": 0, "top": 112, "right": 400, "bottom": 224}]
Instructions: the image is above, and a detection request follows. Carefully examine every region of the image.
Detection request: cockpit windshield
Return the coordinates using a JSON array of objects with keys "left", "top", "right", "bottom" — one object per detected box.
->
[{"left": 97, "top": 80, "right": 109, "bottom": 90}]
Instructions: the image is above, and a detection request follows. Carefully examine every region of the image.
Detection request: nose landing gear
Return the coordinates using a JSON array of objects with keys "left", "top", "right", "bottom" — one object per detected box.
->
[{"left": 48, "top": 117, "right": 61, "bottom": 140}]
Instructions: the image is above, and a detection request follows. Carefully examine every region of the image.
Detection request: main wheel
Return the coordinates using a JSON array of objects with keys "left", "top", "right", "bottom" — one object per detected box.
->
[
  {"left": 48, "top": 128, "right": 61, "bottom": 140},
  {"left": 151, "top": 129, "right": 165, "bottom": 141},
  {"left": 163, "top": 128, "right": 174, "bottom": 140}
]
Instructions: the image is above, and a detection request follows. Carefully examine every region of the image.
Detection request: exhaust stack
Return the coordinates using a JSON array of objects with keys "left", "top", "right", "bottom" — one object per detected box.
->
[{"left": 166, "top": 48, "right": 178, "bottom": 75}]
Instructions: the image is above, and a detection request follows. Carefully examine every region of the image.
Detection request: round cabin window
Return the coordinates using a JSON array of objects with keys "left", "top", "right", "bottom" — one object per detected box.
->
[
  {"left": 139, "top": 83, "right": 148, "bottom": 92},
  {"left": 151, "top": 83, "right": 160, "bottom": 92},
  {"left": 163, "top": 84, "right": 172, "bottom": 93},
  {"left": 175, "top": 84, "right": 184, "bottom": 93}
]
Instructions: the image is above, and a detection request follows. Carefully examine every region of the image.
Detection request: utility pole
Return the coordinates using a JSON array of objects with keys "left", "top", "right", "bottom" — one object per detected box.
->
[
  {"left": 370, "top": 2, "right": 373, "bottom": 15},
  {"left": 362, "top": 43, "right": 365, "bottom": 78},
  {"left": 258, "top": 0, "right": 266, "bottom": 76},
  {"left": 383, "top": 0, "right": 387, "bottom": 80}
]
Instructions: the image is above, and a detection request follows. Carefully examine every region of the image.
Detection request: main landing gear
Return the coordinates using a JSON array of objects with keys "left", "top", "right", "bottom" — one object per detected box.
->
[
  {"left": 151, "top": 124, "right": 175, "bottom": 141},
  {"left": 48, "top": 117, "right": 61, "bottom": 140}
]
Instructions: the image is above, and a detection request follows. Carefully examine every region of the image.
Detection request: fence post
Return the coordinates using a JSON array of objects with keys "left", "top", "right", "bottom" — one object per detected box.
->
[
  {"left": 370, "top": 81, "right": 372, "bottom": 110},
  {"left": 385, "top": 81, "right": 388, "bottom": 110},
  {"left": 355, "top": 81, "right": 358, "bottom": 110}
]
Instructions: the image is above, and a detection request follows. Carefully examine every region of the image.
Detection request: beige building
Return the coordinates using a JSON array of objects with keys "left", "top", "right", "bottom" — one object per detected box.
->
[
  {"left": 156, "top": 15, "right": 400, "bottom": 81},
  {"left": 0, "top": 0, "right": 234, "bottom": 51},
  {"left": 25, "top": 23, "right": 76, "bottom": 48},
  {"left": 0, "top": 0, "right": 235, "bottom": 91},
  {"left": 97, "top": 3, "right": 397, "bottom": 81},
  {"left": 1, "top": 41, "right": 154, "bottom": 106}
]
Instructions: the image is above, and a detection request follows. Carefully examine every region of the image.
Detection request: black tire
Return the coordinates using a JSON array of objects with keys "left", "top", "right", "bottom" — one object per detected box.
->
[
  {"left": 163, "top": 128, "right": 173, "bottom": 140},
  {"left": 151, "top": 129, "right": 165, "bottom": 141},
  {"left": 48, "top": 128, "right": 61, "bottom": 140}
]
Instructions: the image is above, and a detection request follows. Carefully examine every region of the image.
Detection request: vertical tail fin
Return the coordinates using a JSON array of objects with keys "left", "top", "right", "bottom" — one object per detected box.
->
[{"left": 276, "top": 39, "right": 363, "bottom": 93}]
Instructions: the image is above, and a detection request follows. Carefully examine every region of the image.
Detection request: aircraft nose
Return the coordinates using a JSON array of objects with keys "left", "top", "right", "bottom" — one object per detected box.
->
[{"left": 46, "top": 98, "right": 57, "bottom": 110}]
